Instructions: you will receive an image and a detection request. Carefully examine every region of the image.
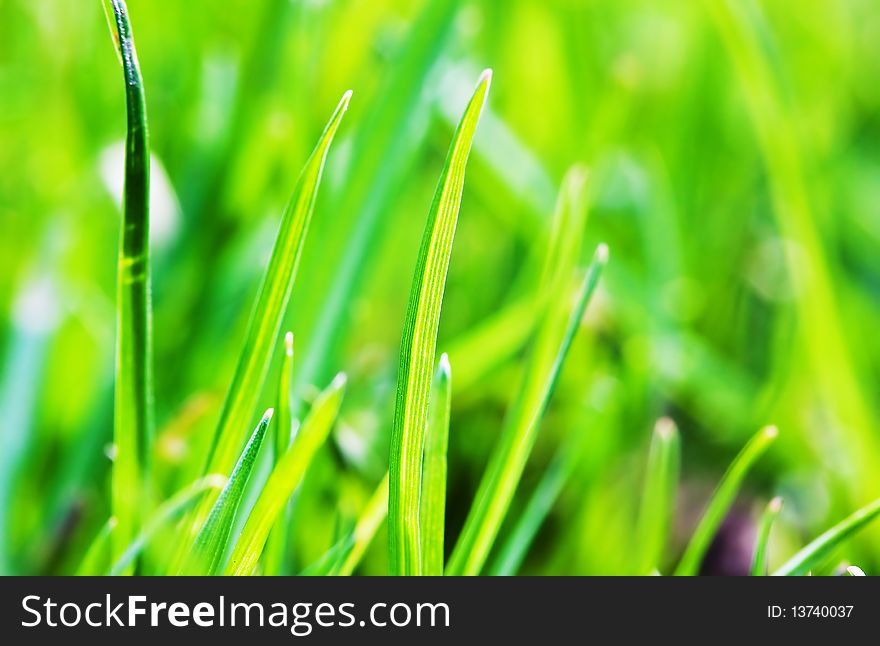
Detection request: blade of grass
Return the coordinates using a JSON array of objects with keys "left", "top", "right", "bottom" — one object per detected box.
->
[
  {"left": 636, "top": 418, "right": 681, "bottom": 575},
  {"left": 225, "top": 374, "right": 346, "bottom": 575},
  {"left": 674, "top": 425, "right": 778, "bottom": 576},
  {"left": 446, "top": 244, "right": 607, "bottom": 576},
  {"left": 750, "top": 496, "right": 783, "bottom": 576},
  {"left": 75, "top": 517, "right": 117, "bottom": 576},
  {"left": 846, "top": 566, "right": 866, "bottom": 576},
  {"left": 178, "top": 409, "right": 273, "bottom": 575},
  {"left": 105, "top": 0, "right": 154, "bottom": 572},
  {"left": 109, "top": 475, "right": 226, "bottom": 576},
  {"left": 420, "top": 353, "right": 452, "bottom": 576},
  {"left": 337, "top": 473, "right": 390, "bottom": 576},
  {"left": 488, "top": 425, "right": 587, "bottom": 576},
  {"left": 204, "top": 90, "right": 351, "bottom": 479},
  {"left": 291, "top": 0, "right": 461, "bottom": 400},
  {"left": 388, "top": 69, "right": 491, "bottom": 576},
  {"left": 772, "top": 497, "right": 880, "bottom": 576},
  {"left": 263, "top": 331, "right": 294, "bottom": 575}
]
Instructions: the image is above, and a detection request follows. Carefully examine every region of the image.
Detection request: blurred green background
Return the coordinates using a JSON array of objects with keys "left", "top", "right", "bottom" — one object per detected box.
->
[{"left": 2, "top": 0, "right": 880, "bottom": 575}]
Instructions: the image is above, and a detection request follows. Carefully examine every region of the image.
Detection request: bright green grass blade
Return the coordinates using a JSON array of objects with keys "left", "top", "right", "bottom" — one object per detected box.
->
[
  {"left": 636, "top": 418, "right": 681, "bottom": 575},
  {"left": 291, "top": 0, "right": 460, "bottom": 399},
  {"left": 337, "top": 473, "right": 390, "bottom": 576},
  {"left": 205, "top": 90, "right": 351, "bottom": 479},
  {"left": 75, "top": 517, "right": 117, "bottom": 576},
  {"left": 225, "top": 374, "right": 346, "bottom": 576},
  {"left": 106, "top": 0, "right": 154, "bottom": 572},
  {"left": 263, "top": 331, "right": 295, "bottom": 576},
  {"left": 488, "top": 425, "right": 586, "bottom": 576},
  {"left": 674, "top": 425, "right": 778, "bottom": 576},
  {"left": 446, "top": 244, "right": 607, "bottom": 576},
  {"left": 420, "top": 353, "right": 452, "bottom": 576},
  {"left": 179, "top": 409, "right": 272, "bottom": 575},
  {"left": 388, "top": 70, "right": 491, "bottom": 576},
  {"left": 109, "top": 475, "right": 225, "bottom": 576},
  {"left": 846, "top": 566, "right": 866, "bottom": 576},
  {"left": 751, "top": 496, "right": 783, "bottom": 576},
  {"left": 772, "top": 498, "right": 880, "bottom": 576}
]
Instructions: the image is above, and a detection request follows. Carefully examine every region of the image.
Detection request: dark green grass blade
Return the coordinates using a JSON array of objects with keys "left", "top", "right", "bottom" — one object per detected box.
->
[
  {"left": 751, "top": 496, "right": 783, "bottom": 576},
  {"left": 674, "top": 425, "right": 778, "bottom": 576},
  {"left": 388, "top": 70, "right": 491, "bottom": 576},
  {"left": 420, "top": 353, "right": 452, "bottom": 576},
  {"left": 225, "top": 374, "right": 345, "bottom": 575},
  {"left": 105, "top": 0, "right": 154, "bottom": 572},
  {"left": 773, "top": 498, "right": 880, "bottom": 576},
  {"left": 178, "top": 410, "right": 272, "bottom": 575},
  {"left": 109, "top": 475, "right": 225, "bottom": 576},
  {"left": 636, "top": 418, "right": 681, "bottom": 574},
  {"left": 447, "top": 244, "right": 607, "bottom": 576},
  {"left": 205, "top": 91, "right": 351, "bottom": 479}
]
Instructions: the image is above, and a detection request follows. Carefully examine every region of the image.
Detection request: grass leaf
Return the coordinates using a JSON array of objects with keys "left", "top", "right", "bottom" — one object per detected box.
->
[
  {"left": 488, "top": 425, "right": 587, "bottom": 576},
  {"left": 420, "top": 353, "right": 452, "bottom": 576},
  {"left": 205, "top": 91, "right": 351, "bottom": 478},
  {"left": 773, "top": 497, "right": 880, "bottom": 576},
  {"left": 750, "top": 496, "right": 783, "bottom": 576},
  {"left": 388, "top": 69, "right": 491, "bottom": 576},
  {"left": 263, "top": 331, "right": 295, "bottom": 575},
  {"left": 447, "top": 242, "right": 608, "bottom": 576},
  {"left": 637, "top": 417, "right": 681, "bottom": 574},
  {"left": 674, "top": 425, "right": 778, "bottom": 576},
  {"left": 846, "top": 565, "right": 866, "bottom": 576},
  {"left": 75, "top": 517, "right": 117, "bottom": 576},
  {"left": 106, "top": 0, "right": 154, "bottom": 572},
  {"left": 338, "top": 473, "right": 390, "bottom": 576},
  {"left": 109, "top": 475, "right": 225, "bottom": 576},
  {"left": 225, "top": 374, "right": 346, "bottom": 575},
  {"left": 178, "top": 409, "right": 272, "bottom": 575}
]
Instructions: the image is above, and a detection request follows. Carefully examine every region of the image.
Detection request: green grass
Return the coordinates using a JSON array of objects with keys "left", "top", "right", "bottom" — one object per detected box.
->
[
  {"left": 674, "top": 426, "right": 778, "bottom": 576},
  {"left": 773, "top": 498, "right": 880, "bottom": 576},
  {"left": 106, "top": 0, "right": 154, "bottom": 573},
  {"left": 636, "top": 418, "right": 681, "bottom": 575},
  {"left": 388, "top": 70, "right": 491, "bottom": 576},
  {"left": 420, "top": 353, "right": 452, "bottom": 576},
  {"left": 178, "top": 409, "right": 273, "bottom": 575},
  {"left": 226, "top": 373, "right": 345, "bottom": 575},
  {"left": 4, "top": 0, "right": 880, "bottom": 578},
  {"left": 751, "top": 496, "right": 783, "bottom": 576}
]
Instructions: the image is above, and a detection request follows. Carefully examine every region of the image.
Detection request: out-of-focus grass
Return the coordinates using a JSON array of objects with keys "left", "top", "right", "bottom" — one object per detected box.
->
[{"left": 2, "top": 0, "right": 880, "bottom": 575}]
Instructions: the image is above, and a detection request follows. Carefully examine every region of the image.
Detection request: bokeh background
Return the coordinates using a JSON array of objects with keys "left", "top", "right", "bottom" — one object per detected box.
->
[{"left": 2, "top": 0, "right": 880, "bottom": 575}]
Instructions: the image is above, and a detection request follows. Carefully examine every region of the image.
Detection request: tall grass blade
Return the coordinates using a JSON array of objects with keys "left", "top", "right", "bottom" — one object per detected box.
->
[
  {"left": 178, "top": 409, "right": 272, "bottom": 575},
  {"left": 106, "top": 0, "right": 154, "bottom": 572},
  {"left": 674, "top": 425, "right": 778, "bottom": 576},
  {"left": 846, "top": 565, "right": 866, "bottom": 576},
  {"left": 420, "top": 353, "right": 452, "bottom": 576},
  {"left": 388, "top": 70, "right": 491, "bottom": 576},
  {"left": 772, "top": 497, "right": 880, "bottom": 576},
  {"left": 225, "top": 375, "right": 346, "bottom": 575},
  {"left": 337, "top": 473, "right": 390, "bottom": 576},
  {"left": 447, "top": 244, "right": 608, "bottom": 576},
  {"left": 75, "top": 517, "right": 117, "bottom": 576},
  {"left": 205, "top": 91, "right": 351, "bottom": 478},
  {"left": 637, "top": 418, "right": 681, "bottom": 574},
  {"left": 751, "top": 496, "right": 783, "bottom": 576},
  {"left": 109, "top": 475, "right": 225, "bottom": 576}
]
